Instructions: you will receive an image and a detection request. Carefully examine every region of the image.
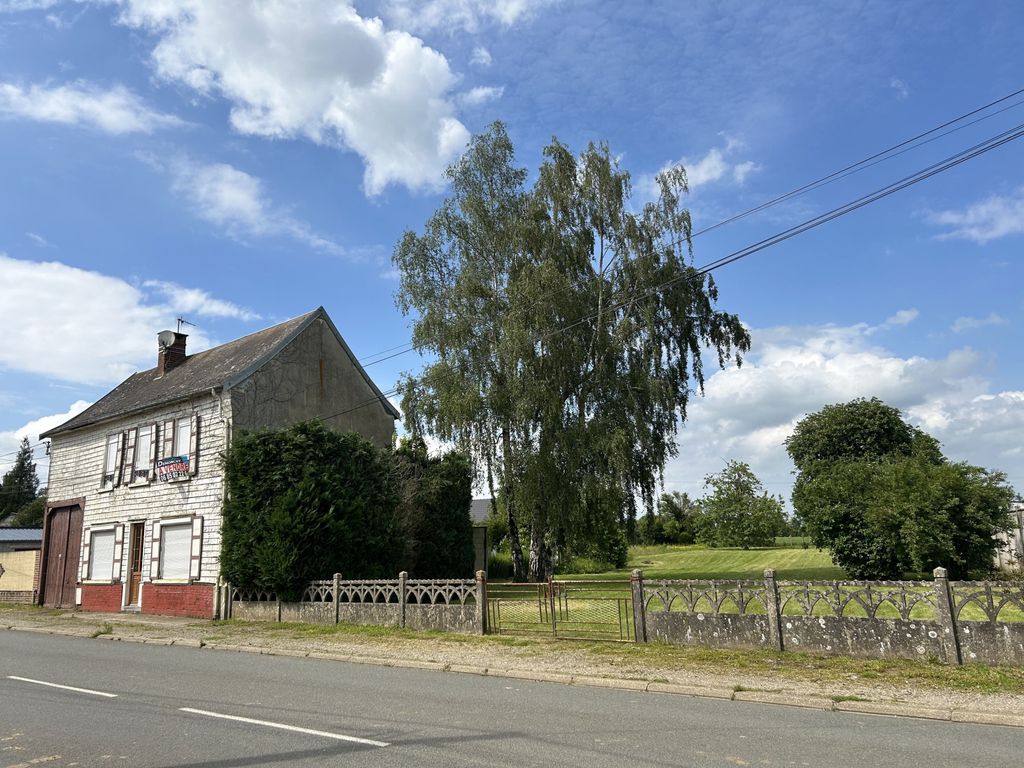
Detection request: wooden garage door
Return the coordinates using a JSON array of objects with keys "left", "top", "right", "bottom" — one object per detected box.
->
[{"left": 42, "top": 505, "right": 83, "bottom": 608}]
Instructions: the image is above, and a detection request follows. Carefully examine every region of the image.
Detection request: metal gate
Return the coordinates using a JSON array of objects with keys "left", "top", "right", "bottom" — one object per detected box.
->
[{"left": 487, "top": 580, "right": 635, "bottom": 642}]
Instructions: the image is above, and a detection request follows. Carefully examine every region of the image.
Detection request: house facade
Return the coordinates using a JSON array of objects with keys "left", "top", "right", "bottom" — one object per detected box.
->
[{"left": 39, "top": 308, "right": 398, "bottom": 618}]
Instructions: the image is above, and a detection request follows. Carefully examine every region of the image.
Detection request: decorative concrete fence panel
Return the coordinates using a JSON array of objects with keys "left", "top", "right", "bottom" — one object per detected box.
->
[
  {"left": 228, "top": 572, "right": 486, "bottom": 635},
  {"left": 951, "top": 582, "right": 1024, "bottom": 665},
  {"left": 634, "top": 568, "right": 1023, "bottom": 665}
]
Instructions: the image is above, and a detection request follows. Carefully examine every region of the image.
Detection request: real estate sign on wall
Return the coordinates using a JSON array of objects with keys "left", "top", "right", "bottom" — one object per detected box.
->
[{"left": 157, "top": 455, "right": 190, "bottom": 482}]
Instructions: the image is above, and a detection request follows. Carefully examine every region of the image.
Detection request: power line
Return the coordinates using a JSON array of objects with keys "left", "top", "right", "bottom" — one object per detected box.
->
[
  {"left": 353, "top": 86, "right": 1024, "bottom": 371},
  {"left": 327, "top": 118, "right": 1024, "bottom": 422}
]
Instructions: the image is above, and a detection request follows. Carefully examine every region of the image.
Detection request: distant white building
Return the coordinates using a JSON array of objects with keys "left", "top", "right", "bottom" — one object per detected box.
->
[{"left": 995, "top": 501, "right": 1024, "bottom": 571}]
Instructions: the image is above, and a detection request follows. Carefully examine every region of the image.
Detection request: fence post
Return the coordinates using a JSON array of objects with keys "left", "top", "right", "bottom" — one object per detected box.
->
[
  {"left": 933, "top": 567, "right": 962, "bottom": 665},
  {"left": 475, "top": 570, "right": 487, "bottom": 635},
  {"left": 333, "top": 572, "right": 342, "bottom": 625},
  {"left": 630, "top": 568, "right": 647, "bottom": 643},
  {"left": 764, "top": 569, "right": 784, "bottom": 652},
  {"left": 398, "top": 571, "right": 408, "bottom": 629}
]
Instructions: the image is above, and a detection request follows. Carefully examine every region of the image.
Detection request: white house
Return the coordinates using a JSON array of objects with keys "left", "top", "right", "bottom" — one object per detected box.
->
[{"left": 39, "top": 307, "right": 399, "bottom": 617}]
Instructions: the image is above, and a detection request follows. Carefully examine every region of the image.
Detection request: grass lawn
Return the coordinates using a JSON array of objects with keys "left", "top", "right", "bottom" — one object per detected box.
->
[{"left": 560, "top": 544, "right": 847, "bottom": 581}]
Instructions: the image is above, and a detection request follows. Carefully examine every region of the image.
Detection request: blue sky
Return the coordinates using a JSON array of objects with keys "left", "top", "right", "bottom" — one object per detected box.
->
[{"left": 1, "top": 0, "right": 1022, "bottom": 505}]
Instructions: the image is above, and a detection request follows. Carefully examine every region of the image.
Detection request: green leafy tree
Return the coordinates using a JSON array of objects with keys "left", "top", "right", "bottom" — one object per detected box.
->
[
  {"left": 787, "top": 398, "right": 1015, "bottom": 579},
  {"left": 0, "top": 438, "right": 39, "bottom": 524},
  {"left": 693, "top": 462, "right": 785, "bottom": 548},
  {"left": 8, "top": 496, "right": 46, "bottom": 528},
  {"left": 637, "top": 491, "right": 698, "bottom": 545},
  {"left": 392, "top": 439, "right": 476, "bottom": 578},
  {"left": 394, "top": 122, "right": 750, "bottom": 581}
]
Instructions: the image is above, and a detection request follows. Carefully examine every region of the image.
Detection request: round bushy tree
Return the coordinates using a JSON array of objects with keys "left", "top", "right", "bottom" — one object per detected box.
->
[{"left": 788, "top": 398, "right": 1015, "bottom": 579}]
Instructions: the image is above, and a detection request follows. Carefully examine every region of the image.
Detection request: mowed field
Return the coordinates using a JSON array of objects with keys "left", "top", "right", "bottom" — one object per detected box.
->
[{"left": 570, "top": 544, "right": 847, "bottom": 581}]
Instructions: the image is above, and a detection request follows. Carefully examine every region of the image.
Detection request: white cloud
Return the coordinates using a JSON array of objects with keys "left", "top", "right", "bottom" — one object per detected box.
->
[
  {"left": 927, "top": 189, "right": 1024, "bottom": 243},
  {"left": 644, "top": 136, "right": 760, "bottom": 198},
  {"left": 142, "top": 280, "right": 261, "bottom": 321},
  {"left": 882, "top": 308, "right": 918, "bottom": 328},
  {"left": 161, "top": 158, "right": 351, "bottom": 258},
  {"left": 890, "top": 76, "right": 909, "bottom": 100},
  {"left": 0, "top": 1, "right": 61, "bottom": 11},
  {"left": 951, "top": 313, "right": 1008, "bottom": 334},
  {"left": 383, "top": 0, "right": 553, "bottom": 33},
  {"left": 470, "top": 46, "right": 492, "bottom": 67},
  {"left": 26, "top": 232, "right": 51, "bottom": 247},
  {"left": 0, "top": 80, "right": 181, "bottom": 134},
  {"left": 0, "top": 253, "right": 258, "bottom": 385},
  {"left": 0, "top": 401, "right": 91, "bottom": 481},
  {"left": 664, "top": 315, "right": 1022, "bottom": 508},
  {"left": 114, "top": 1, "right": 471, "bottom": 194},
  {"left": 459, "top": 85, "right": 504, "bottom": 107}
]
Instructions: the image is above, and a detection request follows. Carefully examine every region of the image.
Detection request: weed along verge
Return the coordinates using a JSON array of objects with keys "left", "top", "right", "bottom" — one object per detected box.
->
[{"left": 3, "top": 604, "right": 1024, "bottom": 728}]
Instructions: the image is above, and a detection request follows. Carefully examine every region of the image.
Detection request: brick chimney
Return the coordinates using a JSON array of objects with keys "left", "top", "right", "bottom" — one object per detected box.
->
[{"left": 157, "top": 331, "right": 188, "bottom": 375}]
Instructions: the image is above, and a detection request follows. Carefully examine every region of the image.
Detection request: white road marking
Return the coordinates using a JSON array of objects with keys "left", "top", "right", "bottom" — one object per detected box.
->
[
  {"left": 178, "top": 708, "right": 389, "bottom": 747},
  {"left": 7, "top": 676, "right": 118, "bottom": 698}
]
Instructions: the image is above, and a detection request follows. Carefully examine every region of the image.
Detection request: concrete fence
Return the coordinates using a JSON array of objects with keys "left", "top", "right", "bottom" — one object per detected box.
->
[
  {"left": 226, "top": 567, "right": 1024, "bottom": 665},
  {"left": 632, "top": 568, "right": 1024, "bottom": 666},
  {"left": 226, "top": 571, "right": 487, "bottom": 635}
]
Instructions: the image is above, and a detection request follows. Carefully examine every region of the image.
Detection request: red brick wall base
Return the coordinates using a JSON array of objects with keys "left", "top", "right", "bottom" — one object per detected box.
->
[
  {"left": 80, "top": 584, "right": 123, "bottom": 612},
  {"left": 142, "top": 583, "right": 215, "bottom": 618}
]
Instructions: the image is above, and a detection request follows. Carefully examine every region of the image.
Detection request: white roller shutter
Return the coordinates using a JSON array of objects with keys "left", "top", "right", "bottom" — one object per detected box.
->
[
  {"left": 159, "top": 522, "right": 192, "bottom": 580},
  {"left": 89, "top": 529, "right": 115, "bottom": 581}
]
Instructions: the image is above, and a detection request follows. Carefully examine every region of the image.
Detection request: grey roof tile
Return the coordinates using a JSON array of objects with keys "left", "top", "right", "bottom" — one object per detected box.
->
[{"left": 40, "top": 307, "right": 398, "bottom": 437}]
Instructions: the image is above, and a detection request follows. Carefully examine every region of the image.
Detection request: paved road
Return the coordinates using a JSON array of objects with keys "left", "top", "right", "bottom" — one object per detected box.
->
[{"left": 0, "top": 631, "right": 1020, "bottom": 768}]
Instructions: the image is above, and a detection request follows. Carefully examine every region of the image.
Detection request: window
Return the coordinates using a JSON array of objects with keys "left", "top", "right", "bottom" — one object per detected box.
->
[
  {"left": 102, "top": 434, "right": 120, "bottom": 489},
  {"left": 88, "top": 529, "right": 115, "bottom": 581},
  {"left": 159, "top": 522, "right": 192, "bottom": 580},
  {"left": 175, "top": 418, "right": 191, "bottom": 457},
  {"left": 161, "top": 417, "right": 192, "bottom": 459},
  {"left": 132, "top": 425, "right": 153, "bottom": 482}
]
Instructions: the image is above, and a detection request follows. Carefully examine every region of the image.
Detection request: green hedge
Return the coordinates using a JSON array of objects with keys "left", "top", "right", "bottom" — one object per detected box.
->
[
  {"left": 222, "top": 422, "right": 401, "bottom": 600},
  {"left": 221, "top": 422, "right": 474, "bottom": 600}
]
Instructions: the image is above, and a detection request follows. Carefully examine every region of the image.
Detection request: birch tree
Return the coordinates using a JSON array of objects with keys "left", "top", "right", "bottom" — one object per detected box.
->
[{"left": 395, "top": 123, "right": 750, "bottom": 580}]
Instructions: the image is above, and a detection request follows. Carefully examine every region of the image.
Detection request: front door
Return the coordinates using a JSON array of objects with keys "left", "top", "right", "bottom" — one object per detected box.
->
[
  {"left": 42, "top": 505, "right": 83, "bottom": 608},
  {"left": 127, "top": 523, "right": 145, "bottom": 606}
]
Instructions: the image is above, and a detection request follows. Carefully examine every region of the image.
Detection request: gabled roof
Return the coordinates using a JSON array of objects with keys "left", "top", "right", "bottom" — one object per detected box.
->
[{"left": 41, "top": 307, "right": 399, "bottom": 438}]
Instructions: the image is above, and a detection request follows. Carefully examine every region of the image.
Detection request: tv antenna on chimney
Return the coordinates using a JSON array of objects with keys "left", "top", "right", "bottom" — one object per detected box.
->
[{"left": 176, "top": 317, "right": 196, "bottom": 333}]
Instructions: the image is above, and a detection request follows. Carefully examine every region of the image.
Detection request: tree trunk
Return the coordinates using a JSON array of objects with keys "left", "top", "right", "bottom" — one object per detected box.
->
[
  {"left": 502, "top": 424, "right": 526, "bottom": 581},
  {"left": 528, "top": 518, "right": 552, "bottom": 582}
]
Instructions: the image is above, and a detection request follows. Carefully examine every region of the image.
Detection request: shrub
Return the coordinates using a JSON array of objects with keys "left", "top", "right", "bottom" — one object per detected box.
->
[
  {"left": 221, "top": 422, "right": 402, "bottom": 600},
  {"left": 392, "top": 440, "right": 475, "bottom": 578},
  {"left": 486, "top": 551, "right": 514, "bottom": 579}
]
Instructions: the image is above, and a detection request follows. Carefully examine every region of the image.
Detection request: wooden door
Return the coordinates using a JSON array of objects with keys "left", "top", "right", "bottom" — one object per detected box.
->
[
  {"left": 127, "top": 522, "right": 145, "bottom": 606},
  {"left": 42, "top": 505, "right": 83, "bottom": 608}
]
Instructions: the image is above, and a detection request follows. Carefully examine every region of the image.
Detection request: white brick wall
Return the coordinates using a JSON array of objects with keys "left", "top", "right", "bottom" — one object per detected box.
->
[{"left": 47, "top": 393, "right": 231, "bottom": 593}]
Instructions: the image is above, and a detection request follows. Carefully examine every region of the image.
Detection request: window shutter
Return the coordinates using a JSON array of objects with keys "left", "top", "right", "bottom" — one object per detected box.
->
[
  {"left": 149, "top": 521, "right": 161, "bottom": 579},
  {"left": 113, "top": 432, "right": 126, "bottom": 487},
  {"left": 189, "top": 516, "right": 203, "bottom": 580},
  {"left": 189, "top": 414, "right": 200, "bottom": 476},
  {"left": 162, "top": 420, "right": 175, "bottom": 458},
  {"left": 80, "top": 526, "right": 91, "bottom": 581},
  {"left": 112, "top": 524, "right": 125, "bottom": 582},
  {"left": 149, "top": 422, "right": 159, "bottom": 475},
  {"left": 123, "top": 430, "right": 137, "bottom": 483}
]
